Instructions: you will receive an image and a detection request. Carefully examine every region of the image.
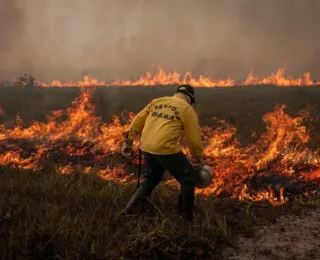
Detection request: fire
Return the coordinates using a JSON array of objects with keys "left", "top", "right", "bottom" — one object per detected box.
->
[
  {"left": 0, "top": 88, "right": 319, "bottom": 205},
  {"left": 243, "top": 69, "right": 317, "bottom": 86},
  {"left": 34, "top": 67, "right": 320, "bottom": 88}
]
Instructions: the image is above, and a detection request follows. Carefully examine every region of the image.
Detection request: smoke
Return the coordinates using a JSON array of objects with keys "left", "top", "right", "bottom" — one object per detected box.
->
[
  {"left": 0, "top": 0, "right": 320, "bottom": 81},
  {"left": 0, "top": 0, "right": 28, "bottom": 75}
]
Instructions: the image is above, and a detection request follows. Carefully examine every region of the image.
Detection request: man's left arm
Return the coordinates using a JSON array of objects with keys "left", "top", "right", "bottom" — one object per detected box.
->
[{"left": 182, "top": 107, "right": 204, "bottom": 165}]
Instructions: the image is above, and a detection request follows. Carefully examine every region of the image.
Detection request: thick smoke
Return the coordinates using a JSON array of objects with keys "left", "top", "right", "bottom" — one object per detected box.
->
[{"left": 0, "top": 0, "right": 320, "bottom": 81}]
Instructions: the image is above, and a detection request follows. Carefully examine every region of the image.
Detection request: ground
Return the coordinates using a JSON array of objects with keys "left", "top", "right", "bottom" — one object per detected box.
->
[
  {"left": 0, "top": 165, "right": 319, "bottom": 260},
  {"left": 224, "top": 207, "right": 320, "bottom": 260},
  {"left": 0, "top": 85, "right": 319, "bottom": 259}
]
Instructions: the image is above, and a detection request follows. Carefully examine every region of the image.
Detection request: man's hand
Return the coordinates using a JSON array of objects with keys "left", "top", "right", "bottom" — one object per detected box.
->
[
  {"left": 121, "top": 141, "right": 133, "bottom": 158},
  {"left": 191, "top": 156, "right": 206, "bottom": 169},
  {"left": 191, "top": 159, "right": 202, "bottom": 169}
]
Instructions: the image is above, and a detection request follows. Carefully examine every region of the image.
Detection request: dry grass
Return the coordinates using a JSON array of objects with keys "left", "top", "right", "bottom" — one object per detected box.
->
[
  {"left": 0, "top": 85, "right": 319, "bottom": 259},
  {"left": 1, "top": 85, "right": 320, "bottom": 142},
  {"left": 0, "top": 165, "right": 318, "bottom": 260}
]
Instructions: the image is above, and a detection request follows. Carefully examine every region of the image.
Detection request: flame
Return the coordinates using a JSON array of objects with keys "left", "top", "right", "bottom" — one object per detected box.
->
[
  {"left": 33, "top": 67, "right": 320, "bottom": 88},
  {"left": 0, "top": 88, "right": 319, "bottom": 205},
  {"left": 243, "top": 69, "right": 317, "bottom": 86}
]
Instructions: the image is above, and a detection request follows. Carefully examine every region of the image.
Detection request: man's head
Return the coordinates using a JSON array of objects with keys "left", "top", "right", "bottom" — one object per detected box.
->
[{"left": 176, "top": 84, "right": 195, "bottom": 105}]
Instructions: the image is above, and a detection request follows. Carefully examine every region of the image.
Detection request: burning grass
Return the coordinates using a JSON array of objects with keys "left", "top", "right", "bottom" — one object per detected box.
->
[
  {"left": 0, "top": 85, "right": 319, "bottom": 259},
  {"left": 0, "top": 87, "right": 319, "bottom": 205},
  {"left": 10, "top": 66, "right": 320, "bottom": 87}
]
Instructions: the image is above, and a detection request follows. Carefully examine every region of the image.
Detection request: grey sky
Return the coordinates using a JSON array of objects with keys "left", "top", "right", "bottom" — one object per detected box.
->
[{"left": 1, "top": 0, "right": 319, "bottom": 81}]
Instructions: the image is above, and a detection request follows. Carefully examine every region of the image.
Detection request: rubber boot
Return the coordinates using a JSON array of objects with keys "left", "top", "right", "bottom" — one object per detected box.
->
[
  {"left": 124, "top": 186, "right": 152, "bottom": 214},
  {"left": 179, "top": 191, "right": 195, "bottom": 223}
]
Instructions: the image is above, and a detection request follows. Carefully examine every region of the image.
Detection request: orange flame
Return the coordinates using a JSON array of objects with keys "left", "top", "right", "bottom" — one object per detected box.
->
[
  {"left": 34, "top": 67, "right": 320, "bottom": 88},
  {"left": 0, "top": 88, "right": 319, "bottom": 205}
]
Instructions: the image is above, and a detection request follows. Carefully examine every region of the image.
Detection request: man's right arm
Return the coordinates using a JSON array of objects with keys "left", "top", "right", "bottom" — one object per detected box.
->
[
  {"left": 122, "top": 100, "right": 153, "bottom": 144},
  {"left": 182, "top": 107, "right": 204, "bottom": 164}
]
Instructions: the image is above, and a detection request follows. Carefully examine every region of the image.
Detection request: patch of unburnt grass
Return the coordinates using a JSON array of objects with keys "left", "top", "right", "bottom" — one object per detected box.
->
[{"left": 0, "top": 165, "right": 318, "bottom": 260}]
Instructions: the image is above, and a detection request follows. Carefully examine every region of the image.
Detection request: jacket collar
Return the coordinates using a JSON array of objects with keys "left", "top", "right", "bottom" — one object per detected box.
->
[
  {"left": 173, "top": 94, "right": 197, "bottom": 113},
  {"left": 173, "top": 93, "right": 189, "bottom": 103}
]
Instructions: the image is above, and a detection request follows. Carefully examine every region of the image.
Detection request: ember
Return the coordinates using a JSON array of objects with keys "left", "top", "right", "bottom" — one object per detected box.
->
[{"left": 0, "top": 88, "right": 319, "bottom": 205}]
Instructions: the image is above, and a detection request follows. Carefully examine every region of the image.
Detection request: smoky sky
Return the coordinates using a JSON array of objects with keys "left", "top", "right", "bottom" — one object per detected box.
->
[{"left": 0, "top": 0, "right": 320, "bottom": 81}]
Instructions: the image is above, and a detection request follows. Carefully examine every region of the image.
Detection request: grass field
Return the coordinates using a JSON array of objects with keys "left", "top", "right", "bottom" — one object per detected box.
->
[
  {"left": 0, "top": 85, "right": 320, "bottom": 259},
  {"left": 1, "top": 85, "right": 320, "bottom": 140}
]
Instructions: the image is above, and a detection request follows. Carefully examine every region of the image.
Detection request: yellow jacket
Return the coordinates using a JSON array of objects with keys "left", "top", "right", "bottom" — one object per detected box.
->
[{"left": 123, "top": 94, "right": 204, "bottom": 163}]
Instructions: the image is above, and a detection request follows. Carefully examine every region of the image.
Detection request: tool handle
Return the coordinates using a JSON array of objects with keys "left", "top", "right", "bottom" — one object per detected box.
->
[{"left": 137, "top": 149, "right": 142, "bottom": 190}]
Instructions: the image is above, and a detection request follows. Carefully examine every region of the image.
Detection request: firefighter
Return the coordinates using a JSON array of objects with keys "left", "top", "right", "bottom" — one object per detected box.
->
[{"left": 121, "top": 84, "right": 204, "bottom": 222}]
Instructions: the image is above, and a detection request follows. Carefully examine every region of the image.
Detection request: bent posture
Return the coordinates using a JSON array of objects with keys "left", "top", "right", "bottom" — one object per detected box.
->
[{"left": 121, "top": 84, "right": 204, "bottom": 221}]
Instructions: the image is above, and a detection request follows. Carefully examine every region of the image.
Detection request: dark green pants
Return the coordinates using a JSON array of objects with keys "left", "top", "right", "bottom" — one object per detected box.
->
[{"left": 141, "top": 151, "right": 197, "bottom": 216}]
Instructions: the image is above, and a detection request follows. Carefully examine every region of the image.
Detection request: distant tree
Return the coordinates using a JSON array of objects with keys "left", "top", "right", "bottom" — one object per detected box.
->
[{"left": 16, "top": 73, "right": 37, "bottom": 87}]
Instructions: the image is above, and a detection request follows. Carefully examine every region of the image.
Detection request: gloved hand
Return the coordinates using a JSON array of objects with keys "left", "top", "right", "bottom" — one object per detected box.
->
[
  {"left": 191, "top": 159, "right": 202, "bottom": 169},
  {"left": 121, "top": 141, "right": 133, "bottom": 158},
  {"left": 191, "top": 156, "right": 206, "bottom": 168}
]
